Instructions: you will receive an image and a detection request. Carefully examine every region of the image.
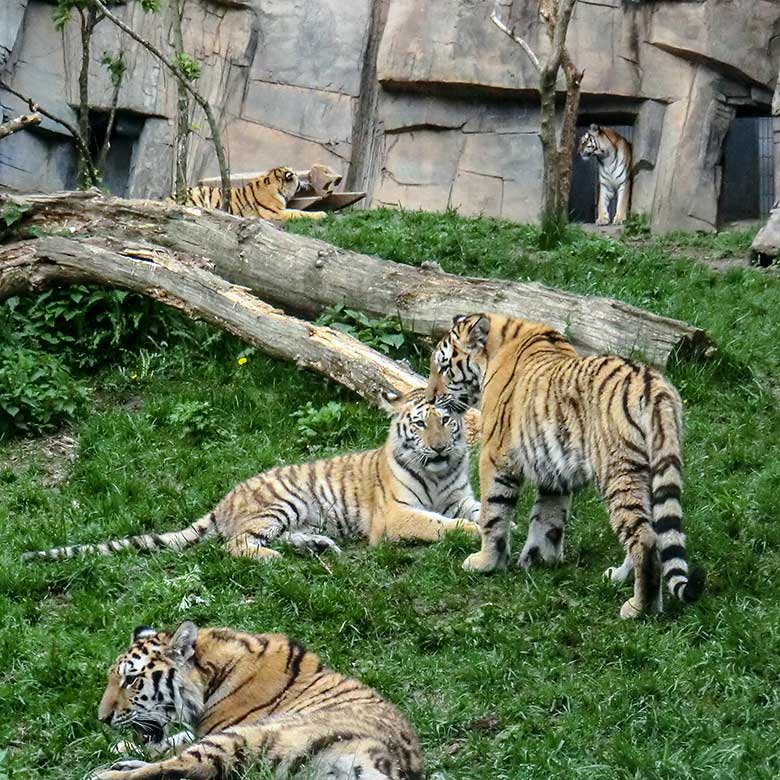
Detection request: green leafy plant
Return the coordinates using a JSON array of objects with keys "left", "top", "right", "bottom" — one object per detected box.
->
[
  {"left": 174, "top": 52, "right": 202, "bottom": 82},
  {"left": 0, "top": 286, "right": 189, "bottom": 369},
  {"left": 165, "top": 400, "right": 215, "bottom": 438},
  {"left": 100, "top": 51, "right": 127, "bottom": 87},
  {"left": 292, "top": 400, "right": 347, "bottom": 450},
  {"left": 621, "top": 212, "right": 651, "bottom": 240},
  {"left": 0, "top": 345, "right": 89, "bottom": 438},
  {"left": 316, "top": 305, "right": 424, "bottom": 368}
]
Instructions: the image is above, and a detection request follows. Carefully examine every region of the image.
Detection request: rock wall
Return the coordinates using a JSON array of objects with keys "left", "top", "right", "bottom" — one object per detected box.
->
[{"left": 1, "top": 0, "right": 778, "bottom": 231}]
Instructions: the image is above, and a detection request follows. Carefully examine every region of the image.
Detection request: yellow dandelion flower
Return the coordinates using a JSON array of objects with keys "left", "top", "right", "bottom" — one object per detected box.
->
[
  {"left": 130, "top": 373, "right": 138, "bottom": 380},
  {"left": 237, "top": 356, "right": 248, "bottom": 366}
]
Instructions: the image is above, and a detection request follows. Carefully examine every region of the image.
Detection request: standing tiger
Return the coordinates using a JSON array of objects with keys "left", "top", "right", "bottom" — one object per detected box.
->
[
  {"left": 23, "top": 389, "right": 480, "bottom": 564},
  {"left": 91, "top": 622, "right": 422, "bottom": 780},
  {"left": 578, "top": 124, "right": 632, "bottom": 226},
  {"left": 427, "top": 313, "right": 703, "bottom": 618},
  {"left": 181, "top": 166, "right": 327, "bottom": 220}
]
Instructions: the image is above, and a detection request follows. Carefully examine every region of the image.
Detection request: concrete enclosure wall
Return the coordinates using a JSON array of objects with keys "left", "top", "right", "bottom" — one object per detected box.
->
[{"left": 1, "top": 0, "right": 779, "bottom": 231}]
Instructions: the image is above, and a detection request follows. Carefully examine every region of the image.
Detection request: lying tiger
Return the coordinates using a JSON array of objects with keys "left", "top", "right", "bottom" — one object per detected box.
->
[
  {"left": 91, "top": 622, "right": 422, "bottom": 780},
  {"left": 23, "top": 389, "right": 480, "bottom": 563},
  {"left": 181, "top": 166, "right": 327, "bottom": 220}
]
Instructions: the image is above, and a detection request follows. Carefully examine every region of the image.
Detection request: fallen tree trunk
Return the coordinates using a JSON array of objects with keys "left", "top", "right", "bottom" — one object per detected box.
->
[
  {"left": 0, "top": 232, "right": 481, "bottom": 440},
  {"left": 0, "top": 190, "right": 710, "bottom": 367}
]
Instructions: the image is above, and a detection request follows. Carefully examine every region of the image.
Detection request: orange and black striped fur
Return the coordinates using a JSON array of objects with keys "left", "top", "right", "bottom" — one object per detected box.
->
[
  {"left": 428, "top": 313, "right": 702, "bottom": 618},
  {"left": 92, "top": 622, "right": 422, "bottom": 780},
  {"left": 182, "top": 166, "right": 326, "bottom": 220},
  {"left": 578, "top": 124, "right": 632, "bottom": 226},
  {"left": 23, "top": 389, "right": 479, "bottom": 564}
]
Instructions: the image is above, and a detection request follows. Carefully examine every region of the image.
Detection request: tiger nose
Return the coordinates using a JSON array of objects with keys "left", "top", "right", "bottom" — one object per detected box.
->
[{"left": 432, "top": 444, "right": 447, "bottom": 454}]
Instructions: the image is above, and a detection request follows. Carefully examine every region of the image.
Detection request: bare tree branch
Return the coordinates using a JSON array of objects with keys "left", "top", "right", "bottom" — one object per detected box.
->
[
  {"left": 0, "top": 113, "right": 41, "bottom": 140},
  {"left": 0, "top": 81, "right": 100, "bottom": 184},
  {"left": 489, "top": 6, "right": 541, "bottom": 73},
  {"left": 91, "top": 0, "right": 231, "bottom": 210}
]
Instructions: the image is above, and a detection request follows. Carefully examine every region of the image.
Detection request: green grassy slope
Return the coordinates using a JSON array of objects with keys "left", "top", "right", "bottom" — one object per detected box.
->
[{"left": 1, "top": 211, "right": 779, "bottom": 780}]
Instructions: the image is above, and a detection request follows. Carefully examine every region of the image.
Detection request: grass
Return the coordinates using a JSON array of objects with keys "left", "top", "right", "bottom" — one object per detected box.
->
[{"left": 2, "top": 209, "right": 780, "bottom": 780}]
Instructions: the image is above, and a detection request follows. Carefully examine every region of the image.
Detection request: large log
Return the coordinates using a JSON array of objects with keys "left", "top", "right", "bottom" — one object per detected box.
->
[
  {"left": 0, "top": 190, "right": 710, "bottom": 367},
  {"left": 0, "top": 231, "right": 482, "bottom": 441}
]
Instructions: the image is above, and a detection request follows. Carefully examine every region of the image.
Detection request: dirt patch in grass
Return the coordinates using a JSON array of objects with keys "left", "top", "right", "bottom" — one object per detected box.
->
[{"left": 0, "top": 431, "right": 78, "bottom": 486}]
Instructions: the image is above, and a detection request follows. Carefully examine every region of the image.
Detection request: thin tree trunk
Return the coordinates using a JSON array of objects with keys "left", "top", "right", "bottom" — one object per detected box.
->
[
  {"left": 556, "top": 50, "right": 583, "bottom": 212},
  {"left": 91, "top": 0, "right": 231, "bottom": 210},
  {"left": 170, "top": 0, "right": 190, "bottom": 202},
  {"left": 75, "top": 6, "right": 100, "bottom": 187},
  {"left": 96, "top": 77, "right": 122, "bottom": 175},
  {"left": 0, "top": 190, "right": 711, "bottom": 366}
]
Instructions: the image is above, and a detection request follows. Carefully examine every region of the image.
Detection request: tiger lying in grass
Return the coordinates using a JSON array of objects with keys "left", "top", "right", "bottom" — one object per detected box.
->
[
  {"left": 91, "top": 622, "right": 422, "bottom": 780},
  {"left": 23, "top": 389, "right": 480, "bottom": 564}
]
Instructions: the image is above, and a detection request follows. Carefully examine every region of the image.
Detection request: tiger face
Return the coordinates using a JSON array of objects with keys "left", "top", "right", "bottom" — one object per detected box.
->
[
  {"left": 383, "top": 389, "right": 465, "bottom": 468},
  {"left": 267, "top": 166, "right": 300, "bottom": 203},
  {"left": 427, "top": 314, "right": 490, "bottom": 413},
  {"left": 98, "top": 623, "right": 203, "bottom": 745},
  {"left": 578, "top": 124, "right": 608, "bottom": 161}
]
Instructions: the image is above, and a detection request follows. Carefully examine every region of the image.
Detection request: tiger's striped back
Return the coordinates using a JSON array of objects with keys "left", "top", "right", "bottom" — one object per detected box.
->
[
  {"left": 182, "top": 166, "right": 300, "bottom": 219},
  {"left": 428, "top": 312, "right": 702, "bottom": 618},
  {"left": 96, "top": 622, "right": 422, "bottom": 779}
]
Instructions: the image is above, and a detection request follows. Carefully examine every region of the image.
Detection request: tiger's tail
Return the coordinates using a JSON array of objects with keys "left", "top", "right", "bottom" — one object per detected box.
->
[
  {"left": 648, "top": 393, "right": 703, "bottom": 603},
  {"left": 21, "top": 513, "right": 218, "bottom": 563}
]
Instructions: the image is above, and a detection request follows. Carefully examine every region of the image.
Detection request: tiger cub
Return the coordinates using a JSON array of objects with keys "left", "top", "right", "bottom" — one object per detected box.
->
[
  {"left": 91, "top": 622, "right": 422, "bottom": 780},
  {"left": 427, "top": 313, "right": 703, "bottom": 618},
  {"left": 578, "top": 124, "right": 632, "bottom": 226},
  {"left": 296, "top": 163, "right": 343, "bottom": 197},
  {"left": 23, "top": 389, "right": 480, "bottom": 563},
  {"left": 181, "top": 166, "right": 326, "bottom": 220}
]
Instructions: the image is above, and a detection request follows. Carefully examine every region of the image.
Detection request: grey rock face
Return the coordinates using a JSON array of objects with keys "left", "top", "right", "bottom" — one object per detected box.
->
[{"left": 1, "top": 0, "right": 778, "bottom": 232}]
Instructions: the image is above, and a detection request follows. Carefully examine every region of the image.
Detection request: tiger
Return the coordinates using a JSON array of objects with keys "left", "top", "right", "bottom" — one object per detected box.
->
[
  {"left": 578, "top": 124, "right": 632, "bottom": 226},
  {"left": 23, "top": 388, "right": 480, "bottom": 564},
  {"left": 427, "top": 312, "right": 703, "bottom": 619},
  {"left": 296, "top": 163, "right": 343, "bottom": 197},
  {"left": 180, "top": 166, "right": 327, "bottom": 220},
  {"left": 90, "top": 621, "right": 422, "bottom": 780}
]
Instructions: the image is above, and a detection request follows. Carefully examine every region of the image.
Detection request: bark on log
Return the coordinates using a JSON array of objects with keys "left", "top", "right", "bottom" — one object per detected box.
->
[
  {"left": 0, "top": 113, "right": 41, "bottom": 140},
  {"left": 0, "top": 190, "right": 711, "bottom": 367}
]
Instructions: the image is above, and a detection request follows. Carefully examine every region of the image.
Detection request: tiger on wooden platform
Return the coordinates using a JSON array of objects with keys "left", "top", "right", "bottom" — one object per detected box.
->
[
  {"left": 90, "top": 622, "right": 422, "bottom": 780},
  {"left": 23, "top": 389, "right": 480, "bottom": 564},
  {"left": 181, "top": 166, "right": 326, "bottom": 220},
  {"left": 427, "top": 312, "right": 703, "bottom": 618},
  {"left": 578, "top": 124, "right": 632, "bottom": 226}
]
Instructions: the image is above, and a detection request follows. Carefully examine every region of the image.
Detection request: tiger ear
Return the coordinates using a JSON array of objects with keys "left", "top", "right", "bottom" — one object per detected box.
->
[
  {"left": 379, "top": 389, "right": 403, "bottom": 414},
  {"left": 171, "top": 621, "right": 198, "bottom": 661},
  {"left": 452, "top": 314, "right": 468, "bottom": 327},
  {"left": 131, "top": 626, "right": 156, "bottom": 644},
  {"left": 589, "top": 123, "right": 601, "bottom": 133},
  {"left": 467, "top": 315, "right": 490, "bottom": 350}
]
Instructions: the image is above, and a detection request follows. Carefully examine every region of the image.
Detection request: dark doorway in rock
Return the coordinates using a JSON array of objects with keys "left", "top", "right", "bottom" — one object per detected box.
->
[
  {"left": 569, "top": 117, "right": 634, "bottom": 224},
  {"left": 718, "top": 110, "right": 774, "bottom": 225},
  {"left": 87, "top": 109, "right": 146, "bottom": 196}
]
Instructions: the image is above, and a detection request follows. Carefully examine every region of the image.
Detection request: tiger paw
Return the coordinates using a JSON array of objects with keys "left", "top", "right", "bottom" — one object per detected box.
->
[
  {"left": 454, "top": 519, "right": 481, "bottom": 536},
  {"left": 462, "top": 551, "right": 500, "bottom": 573},
  {"left": 109, "top": 761, "right": 150, "bottom": 771},
  {"left": 285, "top": 532, "right": 341, "bottom": 555},
  {"left": 619, "top": 598, "right": 641, "bottom": 619},
  {"left": 596, "top": 217, "right": 610, "bottom": 226}
]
